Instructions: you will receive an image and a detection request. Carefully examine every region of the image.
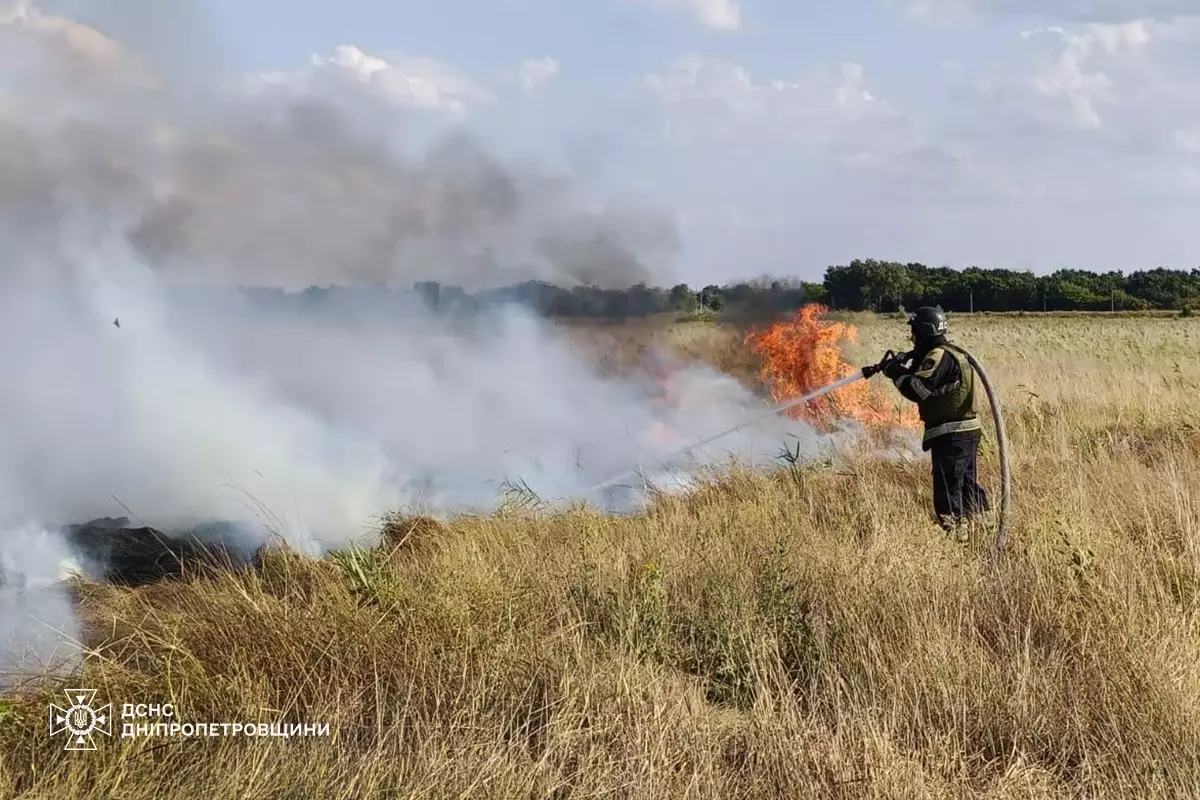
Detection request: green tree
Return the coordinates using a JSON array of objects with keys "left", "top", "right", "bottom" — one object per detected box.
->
[
  {"left": 699, "top": 284, "right": 726, "bottom": 311},
  {"left": 668, "top": 283, "right": 698, "bottom": 312}
]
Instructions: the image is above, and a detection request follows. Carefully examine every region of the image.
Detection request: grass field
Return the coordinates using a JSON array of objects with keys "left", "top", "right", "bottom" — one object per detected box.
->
[{"left": 4, "top": 311, "right": 1200, "bottom": 799}]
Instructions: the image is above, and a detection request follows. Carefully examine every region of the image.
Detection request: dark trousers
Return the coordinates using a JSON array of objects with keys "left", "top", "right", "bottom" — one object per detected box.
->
[{"left": 928, "top": 432, "right": 989, "bottom": 528}]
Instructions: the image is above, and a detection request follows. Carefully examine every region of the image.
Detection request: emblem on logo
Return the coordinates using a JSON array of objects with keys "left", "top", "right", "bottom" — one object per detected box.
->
[{"left": 50, "top": 689, "right": 112, "bottom": 751}]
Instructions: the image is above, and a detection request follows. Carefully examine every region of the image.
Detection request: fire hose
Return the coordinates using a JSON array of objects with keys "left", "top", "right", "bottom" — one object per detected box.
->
[{"left": 862, "top": 346, "right": 1011, "bottom": 553}]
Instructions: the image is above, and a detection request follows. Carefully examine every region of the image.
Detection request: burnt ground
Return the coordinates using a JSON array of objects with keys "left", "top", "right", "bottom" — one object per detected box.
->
[{"left": 61, "top": 517, "right": 264, "bottom": 587}]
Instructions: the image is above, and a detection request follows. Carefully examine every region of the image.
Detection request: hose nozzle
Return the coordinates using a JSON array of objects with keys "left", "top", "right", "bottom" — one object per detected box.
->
[{"left": 862, "top": 349, "right": 913, "bottom": 378}]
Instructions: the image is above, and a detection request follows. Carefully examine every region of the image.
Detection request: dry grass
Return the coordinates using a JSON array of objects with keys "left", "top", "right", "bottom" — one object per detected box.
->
[
  {"left": 559, "top": 315, "right": 761, "bottom": 386},
  {"left": 4, "top": 312, "right": 1200, "bottom": 799}
]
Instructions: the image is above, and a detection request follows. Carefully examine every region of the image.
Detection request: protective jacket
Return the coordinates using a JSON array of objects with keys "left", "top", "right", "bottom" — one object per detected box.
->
[{"left": 893, "top": 339, "right": 982, "bottom": 450}]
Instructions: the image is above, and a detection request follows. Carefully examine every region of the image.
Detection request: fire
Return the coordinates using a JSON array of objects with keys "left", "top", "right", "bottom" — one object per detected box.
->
[
  {"left": 745, "top": 304, "right": 918, "bottom": 431},
  {"left": 632, "top": 344, "right": 687, "bottom": 448},
  {"left": 634, "top": 344, "right": 683, "bottom": 411}
]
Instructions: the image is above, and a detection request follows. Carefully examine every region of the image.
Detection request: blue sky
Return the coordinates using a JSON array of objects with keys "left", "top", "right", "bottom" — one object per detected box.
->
[{"left": 10, "top": 0, "right": 1200, "bottom": 287}]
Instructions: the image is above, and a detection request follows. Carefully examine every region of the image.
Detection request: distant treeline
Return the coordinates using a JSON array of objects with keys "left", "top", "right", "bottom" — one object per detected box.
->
[{"left": 246, "top": 260, "right": 1200, "bottom": 319}]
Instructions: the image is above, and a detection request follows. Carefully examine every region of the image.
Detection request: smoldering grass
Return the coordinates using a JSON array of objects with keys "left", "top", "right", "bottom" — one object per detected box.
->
[{"left": 496, "top": 477, "right": 546, "bottom": 514}]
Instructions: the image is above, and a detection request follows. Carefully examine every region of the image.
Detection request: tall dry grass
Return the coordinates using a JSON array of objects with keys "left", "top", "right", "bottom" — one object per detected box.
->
[{"left": 3, "top": 312, "right": 1200, "bottom": 799}]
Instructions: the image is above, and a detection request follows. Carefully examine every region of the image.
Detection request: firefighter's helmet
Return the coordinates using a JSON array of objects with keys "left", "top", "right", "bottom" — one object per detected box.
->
[{"left": 907, "top": 306, "right": 948, "bottom": 341}]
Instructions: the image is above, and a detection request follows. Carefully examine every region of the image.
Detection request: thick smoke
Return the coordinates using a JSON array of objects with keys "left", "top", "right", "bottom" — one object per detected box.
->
[
  {"left": 0, "top": 2, "right": 833, "bottom": 684},
  {"left": 0, "top": 1, "right": 679, "bottom": 291}
]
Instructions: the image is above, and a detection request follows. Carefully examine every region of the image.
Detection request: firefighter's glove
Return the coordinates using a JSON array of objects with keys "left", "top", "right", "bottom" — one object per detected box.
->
[{"left": 882, "top": 359, "right": 907, "bottom": 381}]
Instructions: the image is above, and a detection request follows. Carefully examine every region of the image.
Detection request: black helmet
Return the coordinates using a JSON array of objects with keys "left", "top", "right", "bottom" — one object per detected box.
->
[{"left": 907, "top": 306, "right": 948, "bottom": 340}]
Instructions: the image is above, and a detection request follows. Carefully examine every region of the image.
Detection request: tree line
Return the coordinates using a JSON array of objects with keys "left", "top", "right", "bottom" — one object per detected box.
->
[
  {"left": 248, "top": 260, "right": 1200, "bottom": 319},
  {"left": 821, "top": 261, "right": 1200, "bottom": 313}
]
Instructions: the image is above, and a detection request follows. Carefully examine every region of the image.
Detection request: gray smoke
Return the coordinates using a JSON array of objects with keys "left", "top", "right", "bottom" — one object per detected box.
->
[
  {"left": 0, "top": 1, "right": 833, "bottom": 685},
  {"left": 0, "top": 1, "right": 679, "bottom": 291}
]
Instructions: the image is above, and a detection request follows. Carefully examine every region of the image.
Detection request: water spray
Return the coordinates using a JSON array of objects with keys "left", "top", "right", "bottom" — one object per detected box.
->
[{"left": 586, "top": 372, "right": 866, "bottom": 494}]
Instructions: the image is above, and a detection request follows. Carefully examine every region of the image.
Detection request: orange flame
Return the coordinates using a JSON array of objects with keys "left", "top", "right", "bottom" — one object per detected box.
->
[{"left": 745, "top": 304, "right": 918, "bottom": 431}]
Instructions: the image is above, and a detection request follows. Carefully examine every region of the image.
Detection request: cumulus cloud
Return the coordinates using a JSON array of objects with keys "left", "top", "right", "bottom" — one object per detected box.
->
[
  {"left": 633, "top": 6, "right": 1200, "bottom": 278},
  {"left": 964, "top": 17, "right": 1200, "bottom": 159},
  {"left": 315, "top": 46, "right": 494, "bottom": 116},
  {"left": 1016, "top": 20, "right": 1152, "bottom": 129},
  {"left": 251, "top": 45, "right": 496, "bottom": 120},
  {"left": 889, "top": 13, "right": 1200, "bottom": 265},
  {"left": 634, "top": 53, "right": 1009, "bottom": 280},
  {"left": 644, "top": 56, "right": 929, "bottom": 164},
  {"left": 630, "top": 0, "right": 742, "bottom": 31},
  {"left": 642, "top": 18, "right": 1200, "bottom": 206}
]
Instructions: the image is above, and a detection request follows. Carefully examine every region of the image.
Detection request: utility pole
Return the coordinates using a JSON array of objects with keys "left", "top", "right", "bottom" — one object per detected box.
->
[
  {"left": 970, "top": 289, "right": 974, "bottom": 314},
  {"left": 1111, "top": 289, "right": 1116, "bottom": 312}
]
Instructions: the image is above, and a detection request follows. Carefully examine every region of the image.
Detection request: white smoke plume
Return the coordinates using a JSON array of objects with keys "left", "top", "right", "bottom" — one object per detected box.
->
[{"left": 0, "top": 1, "right": 835, "bottom": 684}]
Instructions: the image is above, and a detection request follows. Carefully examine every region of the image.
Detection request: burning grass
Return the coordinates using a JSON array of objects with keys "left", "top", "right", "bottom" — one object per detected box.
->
[
  {"left": 745, "top": 304, "right": 918, "bottom": 430},
  {"left": 3, "top": 313, "right": 1200, "bottom": 798}
]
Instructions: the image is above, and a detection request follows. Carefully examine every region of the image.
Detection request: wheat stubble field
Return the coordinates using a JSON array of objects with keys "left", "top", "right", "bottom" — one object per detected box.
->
[{"left": 3, "top": 311, "right": 1200, "bottom": 799}]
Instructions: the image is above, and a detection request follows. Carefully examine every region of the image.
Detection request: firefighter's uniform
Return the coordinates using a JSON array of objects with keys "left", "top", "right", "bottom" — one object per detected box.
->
[{"left": 890, "top": 341, "right": 989, "bottom": 537}]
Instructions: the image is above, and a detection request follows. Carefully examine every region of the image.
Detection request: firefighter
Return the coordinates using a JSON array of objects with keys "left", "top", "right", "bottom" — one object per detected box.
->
[{"left": 881, "top": 307, "right": 989, "bottom": 539}]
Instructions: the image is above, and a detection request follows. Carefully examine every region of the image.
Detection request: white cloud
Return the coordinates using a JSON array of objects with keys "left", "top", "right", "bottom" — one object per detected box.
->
[
  {"left": 250, "top": 47, "right": 565, "bottom": 120},
  {"left": 1017, "top": 21, "right": 1151, "bottom": 129},
  {"left": 918, "top": 14, "right": 1200, "bottom": 215},
  {"left": 631, "top": 19, "right": 1200, "bottom": 279},
  {"left": 305, "top": 45, "right": 494, "bottom": 118},
  {"left": 630, "top": 0, "right": 742, "bottom": 31},
  {"left": 971, "top": 18, "right": 1200, "bottom": 143},
  {"left": 636, "top": 53, "right": 1033, "bottom": 277},
  {"left": 644, "top": 56, "right": 922, "bottom": 160},
  {"left": 516, "top": 57, "right": 560, "bottom": 93}
]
